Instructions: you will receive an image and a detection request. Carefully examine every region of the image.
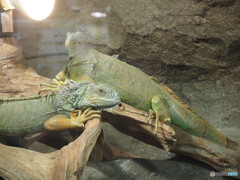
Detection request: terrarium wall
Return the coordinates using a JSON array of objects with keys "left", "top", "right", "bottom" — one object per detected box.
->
[{"left": 16, "top": 0, "right": 240, "bottom": 140}]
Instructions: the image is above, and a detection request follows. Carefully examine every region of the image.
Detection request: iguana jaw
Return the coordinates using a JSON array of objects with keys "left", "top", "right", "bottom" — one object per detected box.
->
[
  {"left": 84, "top": 98, "right": 121, "bottom": 111},
  {"left": 94, "top": 99, "right": 121, "bottom": 110},
  {"left": 76, "top": 99, "right": 120, "bottom": 112}
]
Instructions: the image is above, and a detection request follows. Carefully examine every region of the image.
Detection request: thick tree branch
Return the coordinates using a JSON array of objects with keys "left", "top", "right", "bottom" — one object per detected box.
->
[
  {"left": 102, "top": 103, "right": 240, "bottom": 179},
  {"left": 0, "top": 118, "right": 102, "bottom": 180}
]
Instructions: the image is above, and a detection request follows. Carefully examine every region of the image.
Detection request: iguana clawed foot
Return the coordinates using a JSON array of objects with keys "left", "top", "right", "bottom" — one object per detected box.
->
[
  {"left": 69, "top": 108, "right": 102, "bottom": 129},
  {"left": 147, "top": 110, "right": 171, "bottom": 136},
  {"left": 39, "top": 78, "right": 65, "bottom": 94},
  {"left": 148, "top": 109, "right": 160, "bottom": 135},
  {"left": 44, "top": 108, "right": 101, "bottom": 131}
]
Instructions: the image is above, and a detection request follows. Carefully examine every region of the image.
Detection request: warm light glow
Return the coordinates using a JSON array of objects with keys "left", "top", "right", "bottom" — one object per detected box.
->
[
  {"left": 91, "top": 12, "right": 107, "bottom": 18},
  {"left": 10, "top": 0, "right": 55, "bottom": 20}
]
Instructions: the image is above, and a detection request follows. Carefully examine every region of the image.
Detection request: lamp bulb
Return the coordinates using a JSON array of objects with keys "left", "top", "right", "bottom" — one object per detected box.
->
[{"left": 10, "top": 0, "right": 55, "bottom": 20}]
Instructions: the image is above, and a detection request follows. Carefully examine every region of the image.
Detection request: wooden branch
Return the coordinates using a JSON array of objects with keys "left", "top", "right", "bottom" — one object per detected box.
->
[
  {"left": 171, "top": 126, "right": 240, "bottom": 174},
  {"left": 103, "top": 103, "right": 176, "bottom": 151},
  {"left": 0, "top": 37, "right": 49, "bottom": 98},
  {"left": 102, "top": 103, "right": 240, "bottom": 179},
  {"left": 0, "top": 118, "right": 102, "bottom": 180}
]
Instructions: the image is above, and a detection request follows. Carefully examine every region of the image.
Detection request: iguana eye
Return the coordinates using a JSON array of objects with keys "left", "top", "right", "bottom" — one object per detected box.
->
[
  {"left": 98, "top": 89, "right": 104, "bottom": 93},
  {"left": 97, "top": 89, "right": 105, "bottom": 95}
]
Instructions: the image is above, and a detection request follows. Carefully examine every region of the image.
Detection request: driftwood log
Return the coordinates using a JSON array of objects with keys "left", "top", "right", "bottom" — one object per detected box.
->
[
  {"left": 0, "top": 37, "right": 239, "bottom": 179},
  {"left": 103, "top": 103, "right": 240, "bottom": 179},
  {"left": 0, "top": 118, "right": 102, "bottom": 180}
]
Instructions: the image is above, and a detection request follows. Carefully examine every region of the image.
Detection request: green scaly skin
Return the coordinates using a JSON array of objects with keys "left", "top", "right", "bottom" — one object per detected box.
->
[
  {"left": 0, "top": 81, "right": 120, "bottom": 136},
  {"left": 49, "top": 32, "right": 240, "bottom": 152},
  {"left": 51, "top": 32, "right": 240, "bottom": 151}
]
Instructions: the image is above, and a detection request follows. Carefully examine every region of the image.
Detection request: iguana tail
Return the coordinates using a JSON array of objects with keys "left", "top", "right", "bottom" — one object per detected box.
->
[{"left": 195, "top": 116, "right": 240, "bottom": 152}]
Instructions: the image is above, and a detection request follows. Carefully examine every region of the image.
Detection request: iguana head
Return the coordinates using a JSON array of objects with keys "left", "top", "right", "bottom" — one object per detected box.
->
[{"left": 55, "top": 80, "right": 120, "bottom": 111}]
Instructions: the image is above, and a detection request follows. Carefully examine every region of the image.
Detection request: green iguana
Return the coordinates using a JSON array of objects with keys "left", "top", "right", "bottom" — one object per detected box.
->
[
  {"left": 0, "top": 80, "right": 120, "bottom": 136},
  {"left": 42, "top": 31, "right": 240, "bottom": 152}
]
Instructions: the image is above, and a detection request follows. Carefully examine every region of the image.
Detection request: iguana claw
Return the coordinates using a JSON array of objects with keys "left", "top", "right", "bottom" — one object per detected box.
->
[
  {"left": 148, "top": 109, "right": 155, "bottom": 121},
  {"left": 44, "top": 108, "right": 101, "bottom": 131},
  {"left": 70, "top": 108, "right": 101, "bottom": 128},
  {"left": 147, "top": 109, "right": 159, "bottom": 135},
  {"left": 164, "top": 118, "right": 171, "bottom": 124},
  {"left": 39, "top": 78, "right": 65, "bottom": 94},
  {"left": 148, "top": 109, "right": 171, "bottom": 136}
]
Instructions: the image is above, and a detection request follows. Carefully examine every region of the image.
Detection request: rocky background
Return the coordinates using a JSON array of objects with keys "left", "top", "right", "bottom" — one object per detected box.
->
[{"left": 9, "top": 0, "right": 240, "bottom": 179}]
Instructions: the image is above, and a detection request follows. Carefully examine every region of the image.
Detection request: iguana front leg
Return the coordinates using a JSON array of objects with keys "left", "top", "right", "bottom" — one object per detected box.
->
[
  {"left": 39, "top": 72, "right": 94, "bottom": 94},
  {"left": 44, "top": 108, "right": 101, "bottom": 131},
  {"left": 39, "top": 78, "right": 66, "bottom": 93},
  {"left": 148, "top": 95, "right": 171, "bottom": 135},
  {"left": 39, "top": 66, "right": 68, "bottom": 94}
]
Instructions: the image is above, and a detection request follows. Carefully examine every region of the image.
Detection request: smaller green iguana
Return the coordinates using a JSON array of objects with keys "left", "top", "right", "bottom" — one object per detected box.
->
[
  {"left": 41, "top": 31, "right": 240, "bottom": 152},
  {"left": 0, "top": 80, "right": 120, "bottom": 136}
]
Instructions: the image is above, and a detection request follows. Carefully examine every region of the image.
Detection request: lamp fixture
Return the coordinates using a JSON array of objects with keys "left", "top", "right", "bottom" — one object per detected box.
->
[{"left": 1, "top": 0, "right": 55, "bottom": 21}]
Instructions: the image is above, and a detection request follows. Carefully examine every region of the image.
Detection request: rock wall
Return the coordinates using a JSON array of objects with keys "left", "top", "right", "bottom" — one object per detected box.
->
[{"left": 15, "top": 0, "right": 240, "bottom": 137}]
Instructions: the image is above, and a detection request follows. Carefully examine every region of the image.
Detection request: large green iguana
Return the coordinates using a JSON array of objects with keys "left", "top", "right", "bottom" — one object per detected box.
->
[
  {"left": 43, "top": 31, "right": 240, "bottom": 152},
  {"left": 0, "top": 80, "right": 120, "bottom": 136}
]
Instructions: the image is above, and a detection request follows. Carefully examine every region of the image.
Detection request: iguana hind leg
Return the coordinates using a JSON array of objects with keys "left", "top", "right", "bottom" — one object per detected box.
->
[
  {"left": 44, "top": 108, "right": 101, "bottom": 131},
  {"left": 148, "top": 95, "right": 171, "bottom": 135}
]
